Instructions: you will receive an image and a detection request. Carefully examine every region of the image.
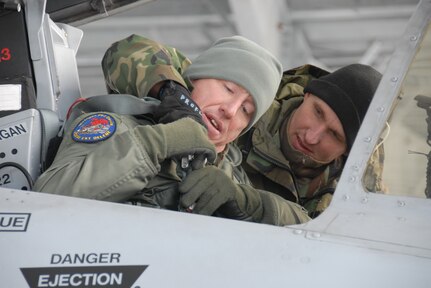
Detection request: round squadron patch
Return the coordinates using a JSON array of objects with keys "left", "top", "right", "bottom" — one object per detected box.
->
[{"left": 72, "top": 113, "right": 116, "bottom": 143}]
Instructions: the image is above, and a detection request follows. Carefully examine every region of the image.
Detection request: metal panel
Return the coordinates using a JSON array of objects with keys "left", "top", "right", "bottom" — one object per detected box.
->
[
  {"left": 46, "top": 0, "right": 155, "bottom": 25},
  {"left": 0, "top": 189, "right": 430, "bottom": 287}
]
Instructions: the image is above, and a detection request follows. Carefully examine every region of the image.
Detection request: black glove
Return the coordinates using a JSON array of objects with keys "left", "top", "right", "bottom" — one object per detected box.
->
[
  {"left": 154, "top": 80, "right": 206, "bottom": 128},
  {"left": 179, "top": 166, "right": 239, "bottom": 216}
]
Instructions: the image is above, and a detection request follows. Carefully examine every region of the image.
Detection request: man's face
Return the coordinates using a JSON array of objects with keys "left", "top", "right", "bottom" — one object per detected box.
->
[
  {"left": 191, "top": 78, "right": 255, "bottom": 153},
  {"left": 287, "top": 93, "right": 347, "bottom": 163}
]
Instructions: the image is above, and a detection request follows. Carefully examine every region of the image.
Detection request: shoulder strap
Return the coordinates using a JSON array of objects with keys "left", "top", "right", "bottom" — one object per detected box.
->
[
  {"left": 38, "top": 109, "right": 61, "bottom": 172},
  {"left": 65, "top": 94, "right": 160, "bottom": 131},
  {"left": 237, "top": 127, "right": 255, "bottom": 160}
]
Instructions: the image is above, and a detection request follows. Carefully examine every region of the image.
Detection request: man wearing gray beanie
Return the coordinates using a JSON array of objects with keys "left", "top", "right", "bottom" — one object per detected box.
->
[
  {"left": 35, "top": 34, "right": 311, "bottom": 226},
  {"left": 235, "top": 64, "right": 385, "bottom": 219},
  {"left": 184, "top": 35, "right": 282, "bottom": 134}
]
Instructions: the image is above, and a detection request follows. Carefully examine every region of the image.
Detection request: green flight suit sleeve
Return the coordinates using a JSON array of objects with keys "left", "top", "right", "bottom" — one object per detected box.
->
[
  {"left": 218, "top": 184, "right": 311, "bottom": 226},
  {"left": 101, "top": 34, "right": 192, "bottom": 97},
  {"left": 34, "top": 114, "right": 214, "bottom": 203},
  {"left": 212, "top": 147, "right": 310, "bottom": 226},
  {"left": 256, "top": 188, "right": 311, "bottom": 225}
]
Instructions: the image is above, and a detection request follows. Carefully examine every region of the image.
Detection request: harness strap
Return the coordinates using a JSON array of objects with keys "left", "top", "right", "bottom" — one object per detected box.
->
[
  {"left": 65, "top": 94, "right": 160, "bottom": 131},
  {"left": 239, "top": 127, "right": 255, "bottom": 160},
  {"left": 38, "top": 108, "right": 61, "bottom": 172}
]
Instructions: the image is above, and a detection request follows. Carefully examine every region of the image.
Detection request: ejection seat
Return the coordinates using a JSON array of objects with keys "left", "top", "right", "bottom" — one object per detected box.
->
[{"left": 0, "top": 1, "right": 82, "bottom": 190}]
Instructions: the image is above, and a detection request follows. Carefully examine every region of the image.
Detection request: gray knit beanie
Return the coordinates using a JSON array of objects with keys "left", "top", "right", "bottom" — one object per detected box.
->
[
  {"left": 184, "top": 36, "right": 283, "bottom": 132},
  {"left": 304, "top": 64, "right": 382, "bottom": 151}
]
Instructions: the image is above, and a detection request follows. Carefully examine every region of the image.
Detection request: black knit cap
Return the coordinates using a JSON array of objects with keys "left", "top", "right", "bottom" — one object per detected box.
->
[{"left": 304, "top": 64, "right": 382, "bottom": 151}]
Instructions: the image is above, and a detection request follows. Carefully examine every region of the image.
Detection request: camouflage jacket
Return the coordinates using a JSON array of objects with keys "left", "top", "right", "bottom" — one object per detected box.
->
[
  {"left": 237, "top": 64, "right": 385, "bottom": 217},
  {"left": 35, "top": 34, "right": 310, "bottom": 226}
]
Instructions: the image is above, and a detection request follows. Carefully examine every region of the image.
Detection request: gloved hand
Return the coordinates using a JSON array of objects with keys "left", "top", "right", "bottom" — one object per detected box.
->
[
  {"left": 179, "top": 166, "right": 240, "bottom": 216},
  {"left": 154, "top": 80, "right": 206, "bottom": 127},
  {"left": 135, "top": 117, "right": 216, "bottom": 166},
  {"left": 178, "top": 163, "right": 311, "bottom": 225}
]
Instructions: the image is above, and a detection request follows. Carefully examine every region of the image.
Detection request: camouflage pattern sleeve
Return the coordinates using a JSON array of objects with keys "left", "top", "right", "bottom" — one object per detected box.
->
[
  {"left": 101, "top": 34, "right": 192, "bottom": 98},
  {"left": 363, "top": 143, "right": 386, "bottom": 193}
]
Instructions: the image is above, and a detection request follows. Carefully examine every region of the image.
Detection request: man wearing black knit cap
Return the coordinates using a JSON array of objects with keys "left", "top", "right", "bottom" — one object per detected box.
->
[
  {"left": 232, "top": 64, "right": 385, "bottom": 218},
  {"left": 303, "top": 63, "right": 382, "bottom": 152}
]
